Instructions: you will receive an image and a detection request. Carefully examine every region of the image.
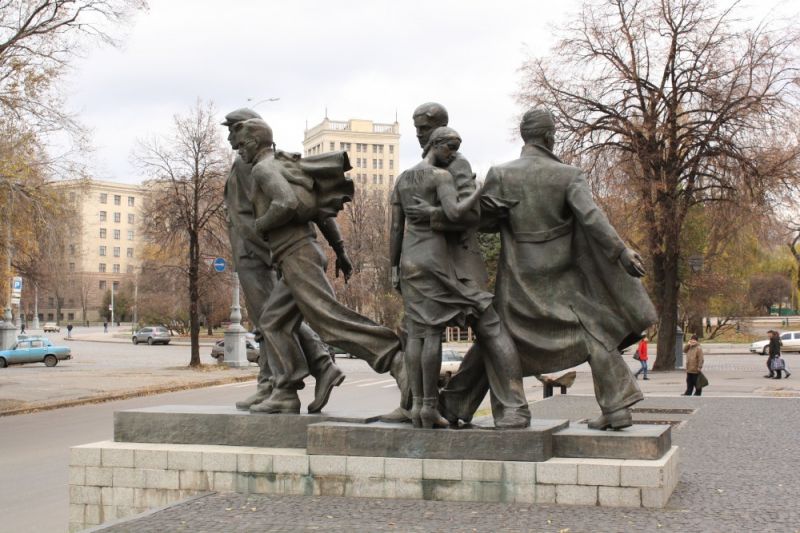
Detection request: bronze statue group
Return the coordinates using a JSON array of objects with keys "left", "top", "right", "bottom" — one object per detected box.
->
[{"left": 222, "top": 102, "right": 656, "bottom": 432}]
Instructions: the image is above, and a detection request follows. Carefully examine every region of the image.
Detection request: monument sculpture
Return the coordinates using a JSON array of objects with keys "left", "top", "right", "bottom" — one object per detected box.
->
[
  {"left": 221, "top": 108, "right": 345, "bottom": 414},
  {"left": 230, "top": 117, "right": 408, "bottom": 414},
  {"left": 391, "top": 125, "right": 529, "bottom": 429},
  {"left": 431, "top": 108, "right": 657, "bottom": 430}
]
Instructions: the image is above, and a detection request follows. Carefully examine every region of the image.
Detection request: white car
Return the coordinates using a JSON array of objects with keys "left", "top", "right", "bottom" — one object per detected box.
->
[{"left": 750, "top": 331, "right": 800, "bottom": 355}]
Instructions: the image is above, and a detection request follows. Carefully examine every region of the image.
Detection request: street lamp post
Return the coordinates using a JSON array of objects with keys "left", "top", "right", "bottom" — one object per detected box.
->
[
  {"left": 246, "top": 97, "right": 280, "bottom": 108},
  {"left": 0, "top": 183, "right": 17, "bottom": 348},
  {"left": 32, "top": 283, "right": 39, "bottom": 329}
]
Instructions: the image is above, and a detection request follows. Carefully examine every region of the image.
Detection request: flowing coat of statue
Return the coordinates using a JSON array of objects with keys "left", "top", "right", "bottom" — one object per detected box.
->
[
  {"left": 232, "top": 118, "right": 408, "bottom": 414},
  {"left": 439, "top": 109, "right": 656, "bottom": 430},
  {"left": 390, "top": 126, "right": 528, "bottom": 429}
]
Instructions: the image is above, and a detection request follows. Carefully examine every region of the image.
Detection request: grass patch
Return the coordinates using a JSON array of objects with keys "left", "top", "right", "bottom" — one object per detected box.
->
[
  {"left": 704, "top": 329, "right": 762, "bottom": 343},
  {"left": 164, "top": 364, "right": 234, "bottom": 372}
]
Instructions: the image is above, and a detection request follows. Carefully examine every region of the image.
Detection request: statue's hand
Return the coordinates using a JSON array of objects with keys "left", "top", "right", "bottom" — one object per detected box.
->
[
  {"left": 335, "top": 250, "right": 354, "bottom": 282},
  {"left": 404, "top": 195, "right": 436, "bottom": 222},
  {"left": 620, "top": 248, "right": 646, "bottom": 277},
  {"left": 391, "top": 266, "right": 401, "bottom": 292}
]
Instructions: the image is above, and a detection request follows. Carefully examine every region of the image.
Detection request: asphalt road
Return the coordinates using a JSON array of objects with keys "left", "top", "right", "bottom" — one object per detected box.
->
[{"left": 0, "top": 357, "right": 401, "bottom": 533}]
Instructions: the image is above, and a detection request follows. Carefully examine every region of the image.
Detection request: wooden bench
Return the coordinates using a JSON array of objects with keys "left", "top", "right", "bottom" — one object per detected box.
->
[{"left": 536, "top": 371, "right": 577, "bottom": 398}]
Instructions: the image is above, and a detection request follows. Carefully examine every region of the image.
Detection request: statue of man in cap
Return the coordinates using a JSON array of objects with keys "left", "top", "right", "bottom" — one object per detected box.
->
[
  {"left": 436, "top": 108, "right": 656, "bottom": 430},
  {"left": 221, "top": 108, "right": 345, "bottom": 414},
  {"left": 232, "top": 117, "right": 408, "bottom": 414}
]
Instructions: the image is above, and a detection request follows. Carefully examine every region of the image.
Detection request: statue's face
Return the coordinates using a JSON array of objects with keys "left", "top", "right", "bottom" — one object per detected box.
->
[
  {"left": 227, "top": 127, "right": 238, "bottom": 149},
  {"left": 414, "top": 115, "right": 441, "bottom": 148},
  {"left": 432, "top": 139, "right": 460, "bottom": 167},
  {"left": 238, "top": 135, "right": 259, "bottom": 164}
]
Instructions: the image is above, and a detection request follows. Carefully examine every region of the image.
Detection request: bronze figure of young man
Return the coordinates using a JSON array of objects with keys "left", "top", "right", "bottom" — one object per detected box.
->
[
  {"left": 221, "top": 108, "right": 344, "bottom": 414},
  {"left": 232, "top": 118, "right": 407, "bottom": 414}
]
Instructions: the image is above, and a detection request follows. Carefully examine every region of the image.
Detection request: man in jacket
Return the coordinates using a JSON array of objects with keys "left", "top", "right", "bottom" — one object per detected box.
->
[
  {"left": 222, "top": 108, "right": 344, "bottom": 413},
  {"left": 439, "top": 108, "right": 657, "bottom": 430},
  {"left": 683, "top": 335, "right": 704, "bottom": 395}
]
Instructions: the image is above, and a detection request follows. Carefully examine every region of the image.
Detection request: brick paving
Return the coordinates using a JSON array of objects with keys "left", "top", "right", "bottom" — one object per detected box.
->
[{"left": 94, "top": 396, "right": 800, "bottom": 533}]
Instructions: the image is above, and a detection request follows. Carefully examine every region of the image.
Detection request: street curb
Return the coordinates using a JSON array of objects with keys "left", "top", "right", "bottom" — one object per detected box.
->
[{"left": 0, "top": 373, "right": 256, "bottom": 417}]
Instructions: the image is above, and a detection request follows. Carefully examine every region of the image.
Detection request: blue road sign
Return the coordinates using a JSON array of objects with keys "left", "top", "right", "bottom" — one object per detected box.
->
[
  {"left": 12, "top": 277, "right": 22, "bottom": 291},
  {"left": 213, "top": 257, "right": 227, "bottom": 272}
]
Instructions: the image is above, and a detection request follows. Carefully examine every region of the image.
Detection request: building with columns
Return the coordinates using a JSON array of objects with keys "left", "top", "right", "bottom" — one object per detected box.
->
[{"left": 302, "top": 116, "right": 400, "bottom": 193}]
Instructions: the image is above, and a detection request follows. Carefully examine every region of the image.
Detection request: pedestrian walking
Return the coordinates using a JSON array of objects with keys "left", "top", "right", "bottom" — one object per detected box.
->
[
  {"left": 103, "top": 321, "right": 108, "bottom": 333},
  {"left": 705, "top": 317, "right": 711, "bottom": 333},
  {"left": 765, "top": 330, "right": 781, "bottom": 379},
  {"left": 67, "top": 323, "right": 73, "bottom": 339},
  {"left": 19, "top": 322, "right": 25, "bottom": 334},
  {"left": 683, "top": 334, "right": 704, "bottom": 396},
  {"left": 633, "top": 335, "right": 649, "bottom": 380}
]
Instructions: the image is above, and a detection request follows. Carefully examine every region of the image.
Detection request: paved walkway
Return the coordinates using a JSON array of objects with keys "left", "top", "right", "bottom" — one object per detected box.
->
[{"left": 92, "top": 395, "right": 800, "bottom": 532}]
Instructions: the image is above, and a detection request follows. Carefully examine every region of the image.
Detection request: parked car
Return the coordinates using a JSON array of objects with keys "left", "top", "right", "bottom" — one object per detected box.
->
[
  {"left": 210, "top": 339, "right": 259, "bottom": 363},
  {"left": 42, "top": 322, "right": 60, "bottom": 333},
  {"left": 326, "top": 344, "right": 354, "bottom": 359},
  {"left": 132, "top": 326, "right": 172, "bottom": 345},
  {"left": 439, "top": 349, "right": 464, "bottom": 384},
  {"left": 0, "top": 337, "right": 72, "bottom": 368},
  {"left": 750, "top": 331, "right": 800, "bottom": 355}
]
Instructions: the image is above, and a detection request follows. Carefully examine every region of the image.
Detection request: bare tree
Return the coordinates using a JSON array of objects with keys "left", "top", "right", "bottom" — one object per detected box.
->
[
  {"left": 134, "top": 100, "right": 229, "bottom": 367},
  {"left": 517, "top": 0, "right": 800, "bottom": 368}
]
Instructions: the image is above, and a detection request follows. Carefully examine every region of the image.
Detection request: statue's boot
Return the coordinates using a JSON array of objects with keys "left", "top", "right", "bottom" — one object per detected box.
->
[
  {"left": 587, "top": 407, "right": 633, "bottom": 431},
  {"left": 249, "top": 388, "right": 301, "bottom": 414},
  {"left": 419, "top": 397, "right": 449, "bottom": 429},
  {"left": 307, "top": 365, "right": 346, "bottom": 413},
  {"left": 410, "top": 397, "right": 423, "bottom": 428},
  {"left": 235, "top": 383, "right": 273, "bottom": 411},
  {"left": 378, "top": 352, "right": 412, "bottom": 423},
  {"left": 495, "top": 407, "right": 531, "bottom": 429}
]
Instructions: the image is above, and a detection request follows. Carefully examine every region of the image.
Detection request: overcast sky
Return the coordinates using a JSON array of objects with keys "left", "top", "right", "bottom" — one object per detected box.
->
[{"left": 61, "top": 0, "right": 793, "bottom": 184}]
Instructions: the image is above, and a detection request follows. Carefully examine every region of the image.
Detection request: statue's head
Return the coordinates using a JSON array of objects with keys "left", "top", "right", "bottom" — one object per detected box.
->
[
  {"left": 520, "top": 108, "right": 556, "bottom": 150},
  {"left": 413, "top": 102, "right": 449, "bottom": 148},
  {"left": 426, "top": 126, "right": 461, "bottom": 168},
  {"left": 221, "top": 108, "right": 262, "bottom": 149},
  {"left": 232, "top": 118, "right": 274, "bottom": 164}
]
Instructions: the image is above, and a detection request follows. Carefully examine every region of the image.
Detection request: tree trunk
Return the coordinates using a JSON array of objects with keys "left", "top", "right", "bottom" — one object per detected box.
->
[
  {"left": 653, "top": 242, "right": 681, "bottom": 370},
  {"left": 188, "top": 231, "right": 201, "bottom": 367}
]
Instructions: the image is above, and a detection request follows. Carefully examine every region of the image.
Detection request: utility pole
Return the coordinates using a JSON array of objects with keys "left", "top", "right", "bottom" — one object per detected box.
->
[
  {"left": 110, "top": 281, "right": 115, "bottom": 327},
  {"left": 32, "top": 283, "right": 39, "bottom": 329},
  {"left": 0, "top": 184, "right": 17, "bottom": 348}
]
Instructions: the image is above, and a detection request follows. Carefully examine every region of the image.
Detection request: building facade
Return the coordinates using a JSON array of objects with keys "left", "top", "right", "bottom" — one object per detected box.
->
[
  {"left": 31, "top": 179, "right": 146, "bottom": 324},
  {"left": 302, "top": 117, "right": 400, "bottom": 193}
]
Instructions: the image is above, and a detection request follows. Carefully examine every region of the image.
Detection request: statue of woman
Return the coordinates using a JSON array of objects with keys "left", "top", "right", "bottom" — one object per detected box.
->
[{"left": 389, "top": 127, "right": 497, "bottom": 428}]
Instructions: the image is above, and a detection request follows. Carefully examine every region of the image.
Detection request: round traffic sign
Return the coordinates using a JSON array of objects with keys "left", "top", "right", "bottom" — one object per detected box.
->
[{"left": 213, "top": 257, "right": 227, "bottom": 272}]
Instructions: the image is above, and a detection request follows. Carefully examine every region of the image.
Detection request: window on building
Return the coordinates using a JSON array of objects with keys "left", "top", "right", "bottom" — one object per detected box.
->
[
  {"left": 112, "top": 281, "right": 120, "bottom": 290},
  {"left": 99, "top": 246, "right": 106, "bottom": 256},
  {"left": 378, "top": 160, "right": 383, "bottom": 169},
  {"left": 379, "top": 175, "right": 384, "bottom": 185},
  {"left": 113, "top": 264, "right": 120, "bottom": 273},
  {"left": 389, "top": 175, "right": 394, "bottom": 187},
  {"left": 378, "top": 145, "right": 384, "bottom": 154},
  {"left": 373, "top": 174, "right": 378, "bottom": 184},
  {"left": 356, "top": 144, "right": 361, "bottom": 152},
  {"left": 68, "top": 298, "right": 75, "bottom": 307},
  {"left": 100, "top": 193, "right": 108, "bottom": 204},
  {"left": 389, "top": 160, "right": 394, "bottom": 170},
  {"left": 128, "top": 196, "right": 135, "bottom": 207},
  {"left": 389, "top": 145, "right": 394, "bottom": 154},
  {"left": 114, "top": 212, "right": 121, "bottom": 223},
  {"left": 128, "top": 213, "right": 134, "bottom": 224},
  {"left": 99, "top": 280, "right": 106, "bottom": 290},
  {"left": 99, "top": 211, "right": 107, "bottom": 222},
  {"left": 47, "top": 313, "right": 53, "bottom": 320},
  {"left": 114, "top": 229, "right": 120, "bottom": 240},
  {"left": 68, "top": 312, "right": 75, "bottom": 321},
  {"left": 127, "top": 230, "right": 134, "bottom": 240},
  {"left": 99, "top": 263, "right": 106, "bottom": 273},
  {"left": 372, "top": 144, "right": 377, "bottom": 154},
  {"left": 113, "top": 247, "right": 120, "bottom": 257},
  {"left": 127, "top": 247, "right": 133, "bottom": 258},
  {"left": 69, "top": 244, "right": 75, "bottom": 255},
  {"left": 100, "top": 228, "right": 106, "bottom": 238},
  {"left": 372, "top": 159, "right": 377, "bottom": 169},
  {"left": 69, "top": 262, "right": 75, "bottom": 272},
  {"left": 114, "top": 195, "right": 121, "bottom": 205}
]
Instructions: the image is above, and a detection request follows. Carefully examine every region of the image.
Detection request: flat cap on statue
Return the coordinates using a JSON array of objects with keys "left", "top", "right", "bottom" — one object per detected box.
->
[
  {"left": 520, "top": 108, "right": 555, "bottom": 130},
  {"left": 221, "top": 108, "right": 262, "bottom": 126}
]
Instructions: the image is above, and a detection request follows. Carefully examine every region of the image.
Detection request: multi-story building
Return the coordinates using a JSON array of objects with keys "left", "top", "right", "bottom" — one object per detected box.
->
[
  {"left": 302, "top": 117, "right": 400, "bottom": 193},
  {"left": 31, "top": 179, "right": 146, "bottom": 324}
]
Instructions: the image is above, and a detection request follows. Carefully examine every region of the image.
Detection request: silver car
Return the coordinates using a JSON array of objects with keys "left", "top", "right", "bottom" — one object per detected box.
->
[{"left": 132, "top": 326, "right": 171, "bottom": 345}]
